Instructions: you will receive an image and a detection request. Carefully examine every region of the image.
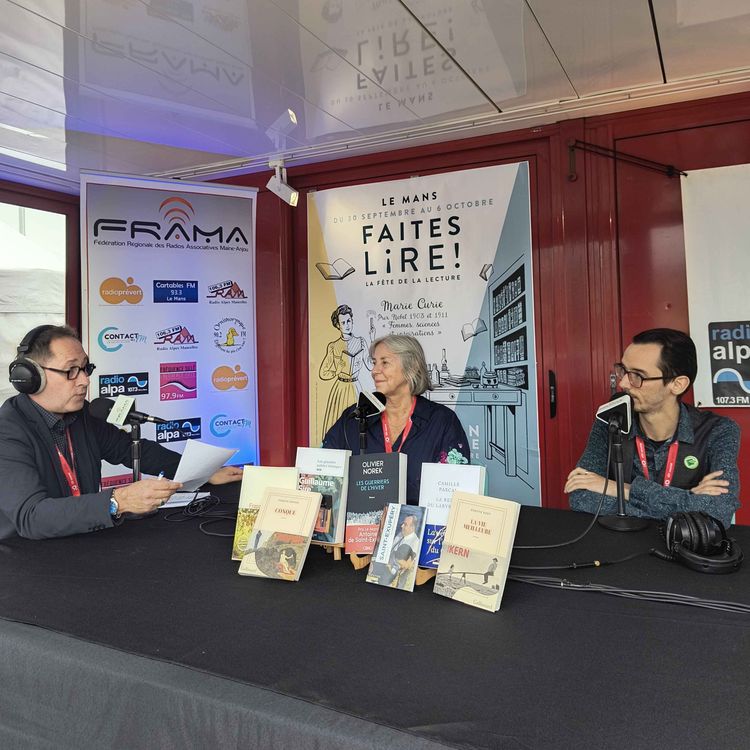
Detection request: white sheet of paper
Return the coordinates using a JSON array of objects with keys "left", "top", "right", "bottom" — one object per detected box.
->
[{"left": 172, "top": 440, "right": 239, "bottom": 492}]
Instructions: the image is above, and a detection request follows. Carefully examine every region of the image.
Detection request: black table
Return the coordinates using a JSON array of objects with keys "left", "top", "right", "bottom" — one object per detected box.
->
[{"left": 1, "top": 501, "right": 749, "bottom": 750}]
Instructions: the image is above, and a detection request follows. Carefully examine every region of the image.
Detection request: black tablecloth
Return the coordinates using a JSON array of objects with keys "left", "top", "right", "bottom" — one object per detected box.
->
[{"left": 1, "top": 501, "right": 749, "bottom": 750}]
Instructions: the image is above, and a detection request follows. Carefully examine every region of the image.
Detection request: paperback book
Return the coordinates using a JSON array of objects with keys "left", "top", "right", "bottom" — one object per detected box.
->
[
  {"left": 231, "top": 465, "right": 297, "bottom": 560},
  {"left": 237, "top": 487, "right": 321, "bottom": 582},
  {"left": 345, "top": 452, "right": 407, "bottom": 554},
  {"left": 296, "top": 447, "right": 351, "bottom": 545},
  {"left": 365, "top": 503, "right": 428, "bottom": 592},
  {"left": 433, "top": 491, "right": 520, "bottom": 612},
  {"left": 417, "top": 463, "right": 487, "bottom": 568}
]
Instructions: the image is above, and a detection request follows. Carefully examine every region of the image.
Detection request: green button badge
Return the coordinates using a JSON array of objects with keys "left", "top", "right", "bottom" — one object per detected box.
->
[{"left": 684, "top": 455, "right": 699, "bottom": 470}]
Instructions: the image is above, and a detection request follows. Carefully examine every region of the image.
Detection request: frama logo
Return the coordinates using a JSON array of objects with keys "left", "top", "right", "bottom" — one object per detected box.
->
[
  {"left": 99, "top": 276, "right": 143, "bottom": 304},
  {"left": 154, "top": 325, "right": 199, "bottom": 348},
  {"left": 92, "top": 195, "right": 249, "bottom": 246},
  {"left": 212, "top": 365, "right": 249, "bottom": 391}
]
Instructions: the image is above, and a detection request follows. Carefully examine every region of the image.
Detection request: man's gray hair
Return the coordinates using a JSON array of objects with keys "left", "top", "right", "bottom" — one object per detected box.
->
[{"left": 369, "top": 335, "right": 432, "bottom": 395}]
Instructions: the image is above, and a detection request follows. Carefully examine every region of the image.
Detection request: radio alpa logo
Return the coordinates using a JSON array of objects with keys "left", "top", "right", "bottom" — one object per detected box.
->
[
  {"left": 99, "top": 372, "right": 149, "bottom": 397},
  {"left": 156, "top": 418, "right": 202, "bottom": 443},
  {"left": 92, "top": 196, "right": 249, "bottom": 249}
]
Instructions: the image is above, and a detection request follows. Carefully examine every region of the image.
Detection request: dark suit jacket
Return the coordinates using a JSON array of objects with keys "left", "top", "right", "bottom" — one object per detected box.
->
[{"left": 0, "top": 394, "right": 181, "bottom": 540}]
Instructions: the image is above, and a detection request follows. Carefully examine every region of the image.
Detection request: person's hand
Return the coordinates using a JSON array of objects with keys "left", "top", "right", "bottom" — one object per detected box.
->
[
  {"left": 207, "top": 466, "right": 244, "bottom": 485},
  {"left": 690, "top": 470, "right": 729, "bottom": 496},
  {"left": 114, "top": 478, "right": 182, "bottom": 514}
]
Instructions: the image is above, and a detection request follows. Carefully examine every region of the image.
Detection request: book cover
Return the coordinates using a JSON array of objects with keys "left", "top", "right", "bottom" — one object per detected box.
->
[
  {"left": 365, "top": 503, "right": 427, "bottom": 592},
  {"left": 295, "top": 447, "right": 351, "bottom": 545},
  {"left": 237, "top": 487, "right": 321, "bottom": 581},
  {"left": 231, "top": 465, "right": 297, "bottom": 560},
  {"left": 433, "top": 491, "right": 520, "bottom": 612},
  {"left": 345, "top": 452, "right": 407, "bottom": 554},
  {"left": 418, "top": 463, "right": 487, "bottom": 568}
]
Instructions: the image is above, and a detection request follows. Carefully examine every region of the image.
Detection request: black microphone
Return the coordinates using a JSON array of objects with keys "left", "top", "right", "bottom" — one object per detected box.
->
[
  {"left": 352, "top": 390, "right": 386, "bottom": 420},
  {"left": 595, "top": 392, "right": 632, "bottom": 434},
  {"left": 89, "top": 396, "right": 165, "bottom": 425}
]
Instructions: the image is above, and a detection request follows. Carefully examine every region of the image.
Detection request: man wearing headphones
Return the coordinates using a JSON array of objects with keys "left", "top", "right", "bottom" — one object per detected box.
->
[
  {"left": 564, "top": 328, "right": 740, "bottom": 528},
  {"left": 0, "top": 325, "right": 241, "bottom": 540}
]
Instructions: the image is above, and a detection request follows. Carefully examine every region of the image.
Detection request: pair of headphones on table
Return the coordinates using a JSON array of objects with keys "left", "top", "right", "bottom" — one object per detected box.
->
[
  {"left": 651, "top": 511, "right": 743, "bottom": 574},
  {"left": 8, "top": 325, "right": 55, "bottom": 395}
]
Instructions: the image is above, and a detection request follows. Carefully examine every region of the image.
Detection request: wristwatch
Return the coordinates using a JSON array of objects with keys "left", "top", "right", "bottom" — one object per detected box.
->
[{"left": 109, "top": 489, "right": 120, "bottom": 518}]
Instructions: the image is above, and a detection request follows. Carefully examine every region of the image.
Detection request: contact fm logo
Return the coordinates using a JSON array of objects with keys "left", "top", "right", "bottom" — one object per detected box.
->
[
  {"left": 93, "top": 195, "right": 249, "bottom": 244},
  {"left": 98, "top": 326, "right": 147, "bottom": 352},
  {"left": 99, "top": 276, "right": 143, "bottom": 304},
  {"left": 210, "top": 414, "right": 252, "bottom": 438},
  {"left": 212, "top": 365, "right": 249, "bottom": 391}
]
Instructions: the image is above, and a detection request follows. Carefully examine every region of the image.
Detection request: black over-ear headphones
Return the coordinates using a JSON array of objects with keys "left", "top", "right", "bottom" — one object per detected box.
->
[
  {"left": 651, "top": 511, "right": 743, "bottom": 574},
  {"left": 8, "top": 325, "right": 55, "bottom": 395}
]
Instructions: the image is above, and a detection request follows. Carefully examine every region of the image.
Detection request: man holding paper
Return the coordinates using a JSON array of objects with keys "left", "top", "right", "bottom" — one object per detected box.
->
[{"left": 0, "top": 325, "right": 241, "bottom": 540}]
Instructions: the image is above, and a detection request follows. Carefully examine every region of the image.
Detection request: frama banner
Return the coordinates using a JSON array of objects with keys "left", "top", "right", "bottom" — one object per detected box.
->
[
  {"left": 307, "top": 163, "right": 541, "bottom": 506},
  {"left": 80, "top": 173, "right": 259, "bottom": 482},
  {"left": 682, "top": 165, "right": 750, "bottom": 408}
]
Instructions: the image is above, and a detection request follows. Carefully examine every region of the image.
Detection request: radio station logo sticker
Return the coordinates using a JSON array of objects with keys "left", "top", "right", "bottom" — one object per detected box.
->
[
  {"left": 206, "top": 279, "right": 247, "bottom": 302},
  {"left": 210, "top": 413, "right": 252, "bottom": 438},
  {"left": 213, "top": 317, "right": 247, "bottom": 353},
  {"left": 98, "top": 326, "right": 147, "bottom": 353},
  {"left": 98, "top": 372, "right": 149, "bottom": 397},
  {"left": 211, "top": 365, "right": 249, "bottom": 391},
  {"left": 154, "top": 324, "right": 199, "bottom": 350},
  {"left": 99, "top": 276, "right": 143, "bottom": 305},
  {"left": 159, "top": 361, "right": 197, "bottom": 401},
  {"left": 153, "top": 280, "right": 198, "bottom": 303},
  {"left": 155, "top": 418, "right": 201, "bottom": 443},
  {"left": 709, "top": 320, "right": 750, "bottom": 406}
]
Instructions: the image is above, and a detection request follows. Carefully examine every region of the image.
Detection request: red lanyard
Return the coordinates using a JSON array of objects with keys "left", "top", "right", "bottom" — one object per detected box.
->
[
  {"left": 635, "top": 436, "right": 679, "bottom": 487},
  {"left": 382, "top": 397, "right": 416, "bottom": 454},
  {"left": 56, "top": 429, "right": 81, "bottom": 497}
]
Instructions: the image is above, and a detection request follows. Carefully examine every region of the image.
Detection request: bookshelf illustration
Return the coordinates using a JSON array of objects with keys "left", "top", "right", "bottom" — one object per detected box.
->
[{"left": 490, "top": 260, "right": 528, "bottom": 389}]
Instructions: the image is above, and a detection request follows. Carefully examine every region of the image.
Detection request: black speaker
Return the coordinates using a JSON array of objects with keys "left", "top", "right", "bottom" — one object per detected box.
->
[
  {"left": 653, "top": 511, "right": 743, "bottom": 574},
  {"left": 8, "top": 325, "right": 54, "bottom": 395}
]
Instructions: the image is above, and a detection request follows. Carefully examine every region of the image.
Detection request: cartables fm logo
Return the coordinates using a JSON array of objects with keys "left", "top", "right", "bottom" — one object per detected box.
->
[
  {"left": 210, "top": 413, "right": 252, "bottom": 438},
  {"left": 211, "top": 365, "right": 249, "bottom": 391},
  {"left": 154, "top": 325, "right": 199, "bottom": 350},
  {"left": 98, "top": 326, "right": 147, "bottom": 353},
  {"left": 99, "top": 276, "right": 143, "bottom": 304},
  {"left": 98, "top": 372, "right": 149, "bottom": 397},
  {"left": 213, "top": 317, "right": 247, "bottom": 353},
  {"left": 159, "top": 361, "right": 197, "bottom": 401},
  {"left": 155, "top": 418, "right": 202, "bottom": 443},
  {"left": 91, "top": 195, "right": 250, "bottom": 251},
  {"left": 153, "top": 280, "right": 198, "bottom": 303},
  {"left": 206, "top": 279, "right": 247, "bottom": 303}
]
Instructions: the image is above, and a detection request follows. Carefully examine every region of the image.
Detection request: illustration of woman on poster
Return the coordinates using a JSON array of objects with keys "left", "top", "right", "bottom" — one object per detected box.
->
[{"left": 319, "top": 304, "right": 374, "bottom": 440}]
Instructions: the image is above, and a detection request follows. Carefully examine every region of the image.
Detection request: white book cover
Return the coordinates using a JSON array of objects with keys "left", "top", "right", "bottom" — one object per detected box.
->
[
  {"left": 418, "top": 463, "right": 487, "bottom": 568},
  {"left": 433, "top": 491, "right": 520, "bottom": 612},
  {"left": 237, "top": 487, "right": 321, "bottom": 582},
  {"left": 295, "top": 447, "right": 351, "bottom": 545},
  {"left": 231, "top": 465, "right": 298, "bottom": 560}
]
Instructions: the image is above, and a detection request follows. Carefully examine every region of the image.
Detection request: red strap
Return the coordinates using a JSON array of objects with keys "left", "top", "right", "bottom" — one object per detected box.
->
[
  {"left": 382, "top": 397, "right": 416, "bottom": 454},
  {"left": 635, "top": 437, "right": 679, "bottom": 487},
  {"left": 56, "top": 429, "right": 81, "bottom": 496}
]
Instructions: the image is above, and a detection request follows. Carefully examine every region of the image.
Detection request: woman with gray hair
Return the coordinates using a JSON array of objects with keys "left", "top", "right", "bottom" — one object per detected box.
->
[{"left": 322, "top": 334, "right": 469, "bottom": 503}]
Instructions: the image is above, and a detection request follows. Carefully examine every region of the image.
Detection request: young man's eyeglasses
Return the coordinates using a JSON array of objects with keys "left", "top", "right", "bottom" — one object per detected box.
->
[
  {"left": 613, "top": 363, "right": 667, "bottom": 389},
  {"left": 40, "top": 362, "right": 96, "bottom": 380}
]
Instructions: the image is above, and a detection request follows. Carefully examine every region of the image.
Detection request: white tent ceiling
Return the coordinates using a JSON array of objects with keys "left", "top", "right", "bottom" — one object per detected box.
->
[{"left": 1, "top": 0, "right": 749, "bottom": 193}]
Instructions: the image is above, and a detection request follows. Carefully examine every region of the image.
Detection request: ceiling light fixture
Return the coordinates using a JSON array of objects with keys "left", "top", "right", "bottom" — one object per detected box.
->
[{"left": 265, "top": 159, "right": 298, "bottom": 207}]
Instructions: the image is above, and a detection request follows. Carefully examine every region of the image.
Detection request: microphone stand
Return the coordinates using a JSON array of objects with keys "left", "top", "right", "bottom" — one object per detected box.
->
[
  {"left": 598, "top": 419, "right": 649, "bottom": 532},
  {"left": 126, "top": 419, "right": 157, "bottom": 519},
  {"left": 359, "top": 410, "right": 368, "bottom": 452}
]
